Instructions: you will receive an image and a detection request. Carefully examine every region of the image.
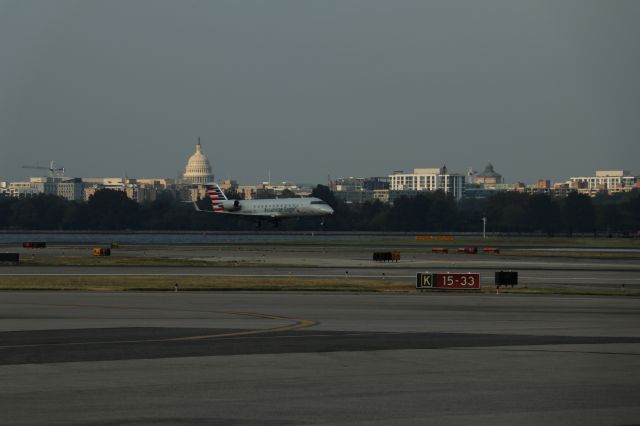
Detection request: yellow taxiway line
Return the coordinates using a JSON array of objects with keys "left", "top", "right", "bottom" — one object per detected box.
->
[{"left": 0, "top": 304, "right": 317, "bottom": 349}]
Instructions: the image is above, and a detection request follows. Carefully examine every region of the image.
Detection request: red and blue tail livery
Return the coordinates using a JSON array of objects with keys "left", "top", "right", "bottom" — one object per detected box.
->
[{"left": 207, "top": 183, "right": 227, "bottom": 212}]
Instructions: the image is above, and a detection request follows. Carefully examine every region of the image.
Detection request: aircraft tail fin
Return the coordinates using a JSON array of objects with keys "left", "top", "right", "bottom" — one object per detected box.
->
[{"left": 206, "top": 183, "right": 227, "bottom": 212}]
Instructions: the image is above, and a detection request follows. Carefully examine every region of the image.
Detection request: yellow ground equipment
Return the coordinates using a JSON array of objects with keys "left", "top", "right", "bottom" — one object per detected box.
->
[{"left": 92, "top": 248, "right": 111, "bottom": 257}]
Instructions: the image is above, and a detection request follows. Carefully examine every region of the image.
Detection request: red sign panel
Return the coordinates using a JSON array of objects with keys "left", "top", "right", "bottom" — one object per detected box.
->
[{"left": 436, "top": 273, "right": 480, "bottom": 289}]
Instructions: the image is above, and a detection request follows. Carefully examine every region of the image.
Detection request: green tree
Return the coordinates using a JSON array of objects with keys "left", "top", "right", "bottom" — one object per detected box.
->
[
  {"left": 10, "top": 194, "right": 68, "bottom": 230},
  {"left": 357, "top": 200, "right": 389, "bottom": 231},
  {"left": 0, "top": 197, "right": 16, "bottom": 228},
  {"left": 311, "top": 185, "right": 338, "bottom": 208},
  {"left": 224, "top": 189, "right": 244, "bottom": 200},
  {"left": 484, "top": 192, "right": 529, "bottom": 232},
  {"left": 562, "top": 192, "right": 595, "bottom": 235},
  {"left": 86, "top": 189, "right": 141, "bottom": 230},
  {"left": 279, "top": 189, "right": 298, "bottom": 198},
  {"left": 620, "top": 191, "right": 640, "bottom": 233},
  {"left": 61, "top": 202, "right": 90, "bottom": 230},
  {"left": 597, "top": 203, "right": 621, "bottom": 235},
  {"left": 526, "top": 194, "right": 561, "bottom": 235},
  {"left": 457, "top": 197, "right": 486, "bottom": 232},
  {"left": 428, "top": 191, "right": 458, "bottom": 231},
  {"left": 386, "top": 195, "right": 431, "bottom": 231}
]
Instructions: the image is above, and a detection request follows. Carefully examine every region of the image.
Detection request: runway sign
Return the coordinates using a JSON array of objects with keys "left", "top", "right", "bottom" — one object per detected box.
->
[
  {"left": 417, "top": 272, "right": 480, "bottom": 290},
  {"left": 495, "top": 271, "right": 518, "bottom": 287},
  {"left": 437, "top": 273, "right": 480, "bottom": 289},
  {"left": 0, "top": 253, "right": 19, "bottom": 265},
  {"left": 416, "top": 272, "right": 434, "bottom": 289}
]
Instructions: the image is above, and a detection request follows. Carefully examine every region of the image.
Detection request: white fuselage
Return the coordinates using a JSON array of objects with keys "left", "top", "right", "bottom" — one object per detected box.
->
[{"left": 218, "top": 197, "right": 334, "bottom": 219}]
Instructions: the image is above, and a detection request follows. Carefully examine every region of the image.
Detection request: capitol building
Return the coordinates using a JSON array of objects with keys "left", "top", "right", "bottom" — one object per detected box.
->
[{"left": 183, "top": 139, "right": 214, "bottom": 185}]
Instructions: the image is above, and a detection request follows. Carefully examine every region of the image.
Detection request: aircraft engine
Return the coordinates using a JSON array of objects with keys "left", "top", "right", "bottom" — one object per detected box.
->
[{"left": 222, "top": 200, "right": 242, "bottom": 212}]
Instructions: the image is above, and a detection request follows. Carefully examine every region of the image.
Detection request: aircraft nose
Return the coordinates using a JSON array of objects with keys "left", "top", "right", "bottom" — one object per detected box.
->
[{"left": 324, "top": 205, "right": 335, "bottom": 215}]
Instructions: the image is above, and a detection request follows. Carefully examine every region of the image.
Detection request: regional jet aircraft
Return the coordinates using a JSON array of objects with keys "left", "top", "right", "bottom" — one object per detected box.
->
[{"left": 192, "top": 183, "right": 334, "bottom": 227}]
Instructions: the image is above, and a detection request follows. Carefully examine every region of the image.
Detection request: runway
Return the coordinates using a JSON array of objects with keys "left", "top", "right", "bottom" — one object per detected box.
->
[{"left": 1, "top": 291, "right": 639, "bottom": 425}]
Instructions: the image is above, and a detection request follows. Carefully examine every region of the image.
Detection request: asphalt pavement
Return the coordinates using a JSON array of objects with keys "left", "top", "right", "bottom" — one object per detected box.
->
[{"left": 1, "top": 291, "right": 639, "bottom": 425}]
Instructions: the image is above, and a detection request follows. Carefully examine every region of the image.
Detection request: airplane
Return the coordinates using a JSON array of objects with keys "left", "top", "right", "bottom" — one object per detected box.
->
[{"left": 192, "top": 183, "right": 334, "bottom": 228}]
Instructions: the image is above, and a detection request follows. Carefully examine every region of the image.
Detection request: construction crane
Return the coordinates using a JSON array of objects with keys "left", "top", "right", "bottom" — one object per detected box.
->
[{"left": 22, "top": 160, "right": 65, "bottom": 178}]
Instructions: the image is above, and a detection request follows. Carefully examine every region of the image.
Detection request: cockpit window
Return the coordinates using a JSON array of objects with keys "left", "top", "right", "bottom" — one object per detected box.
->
[{"left": 310, "top": 200, "right": 328, "bottom": 205}]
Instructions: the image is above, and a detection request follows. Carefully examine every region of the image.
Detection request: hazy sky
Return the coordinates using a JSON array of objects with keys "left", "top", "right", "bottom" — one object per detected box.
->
[{"left": 1, "top": 0, "right": 638, "bottom": 184}]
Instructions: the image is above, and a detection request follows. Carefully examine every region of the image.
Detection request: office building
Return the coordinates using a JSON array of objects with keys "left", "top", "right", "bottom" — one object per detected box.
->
[
  {"left": 569, "top": 170, "right": 638, "bottom": 196},
  {"left": 389, "top": 166, "right": 465, "bottom": 200}
]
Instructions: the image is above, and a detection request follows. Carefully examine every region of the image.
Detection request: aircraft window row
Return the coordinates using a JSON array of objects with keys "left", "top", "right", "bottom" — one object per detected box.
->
[{"left": 310, "top": 201, "right": 328, "bottom": 205}]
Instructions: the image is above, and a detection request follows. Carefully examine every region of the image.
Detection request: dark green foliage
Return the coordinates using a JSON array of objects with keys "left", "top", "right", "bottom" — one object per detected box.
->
[
  {"left": 483, "top": 192, "right": 529, "bottom": 233},
  {"left": 10, "top": 194, "right": 68, "bottom": 230},
  {"left": 279, "top": 189, "right": 298, "bottom": 198},
  {"left": 86, "top": 190, "right": 142, "bottom": 230},
  {"left": 0, "top": 187, "right": 638, "bottom": 234},
  {"left": 61, "top": 202, "right": 89, "bottom": 230},
  {"left": 224, "top": 189, "right": 244, "bottom": 200},
  {"left": 310, "top": 185, "right": 338, "bottom": 208},
  {"left": 562, "top": 192, "right": 596, "bottom": 235},
  {"left": 0, "top": 197, "right": 13, "bottom": 228}
]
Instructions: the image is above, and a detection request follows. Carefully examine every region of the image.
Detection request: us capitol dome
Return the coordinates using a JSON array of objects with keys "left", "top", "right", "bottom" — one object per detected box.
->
[{"left": 183, "top": 139, "right": 214, "bottom": 185}]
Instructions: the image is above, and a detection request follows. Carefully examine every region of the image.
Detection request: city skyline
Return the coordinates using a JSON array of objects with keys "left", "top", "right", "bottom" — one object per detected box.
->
[
  {"left": 2, "top": 134, "right": 637, "bottom": 187},
  {"left": 2, "top": 145, "right": 635, "bottom": 191},
  {"left": 0, "top": 138, "right": 636, "bottom": 187},
  {"left": 1, "top": 1, "right": 639, "bottom": 184}
]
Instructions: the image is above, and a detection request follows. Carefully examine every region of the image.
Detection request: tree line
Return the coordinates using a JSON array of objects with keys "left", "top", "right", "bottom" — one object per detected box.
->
[{"left": 0, "top": 187, "right": 638, "bottom": 235}]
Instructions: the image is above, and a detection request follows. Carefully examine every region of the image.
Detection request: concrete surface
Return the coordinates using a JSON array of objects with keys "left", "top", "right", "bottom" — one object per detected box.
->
[{"left": 1, "top": 292, "right": 639, "bottom": 425}]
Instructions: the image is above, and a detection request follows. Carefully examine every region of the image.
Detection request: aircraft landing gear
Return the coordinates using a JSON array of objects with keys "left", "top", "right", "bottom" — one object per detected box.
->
[
  {"left": 255, "top": 221, "right": 262, "bottom": 229},
  {"left": 272, "top": 219, "right": 280, "bottom": 228}
]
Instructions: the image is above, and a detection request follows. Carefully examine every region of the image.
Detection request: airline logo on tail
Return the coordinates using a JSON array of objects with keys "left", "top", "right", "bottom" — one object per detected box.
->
[{"left": 207, "top": 183, "right": 227, "bottom": 212}]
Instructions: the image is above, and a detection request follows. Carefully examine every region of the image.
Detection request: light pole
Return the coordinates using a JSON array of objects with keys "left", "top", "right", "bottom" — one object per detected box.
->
[{"left": 482, "top": 216, "right": 487, "bottom": 239}]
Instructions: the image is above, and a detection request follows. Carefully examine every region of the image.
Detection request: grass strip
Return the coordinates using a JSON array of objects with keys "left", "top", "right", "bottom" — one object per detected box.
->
[
  {"left": 0, "top": 276, "right": 410, "bottom": 292},
  {"left": 0, "top": 276, "right": 638, "bottom": 296},
  {"left": 19, "top": 257, "right": 262, "bottom": 267}
]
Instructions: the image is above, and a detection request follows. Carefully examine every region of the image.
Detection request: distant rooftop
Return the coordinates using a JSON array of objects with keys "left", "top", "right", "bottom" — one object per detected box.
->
[
  {"left": 476, "top": 163, "right": 501, "bottom": 178},
  {"left": 595, "top": 170, "right": 630, "bottom": 177}
]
